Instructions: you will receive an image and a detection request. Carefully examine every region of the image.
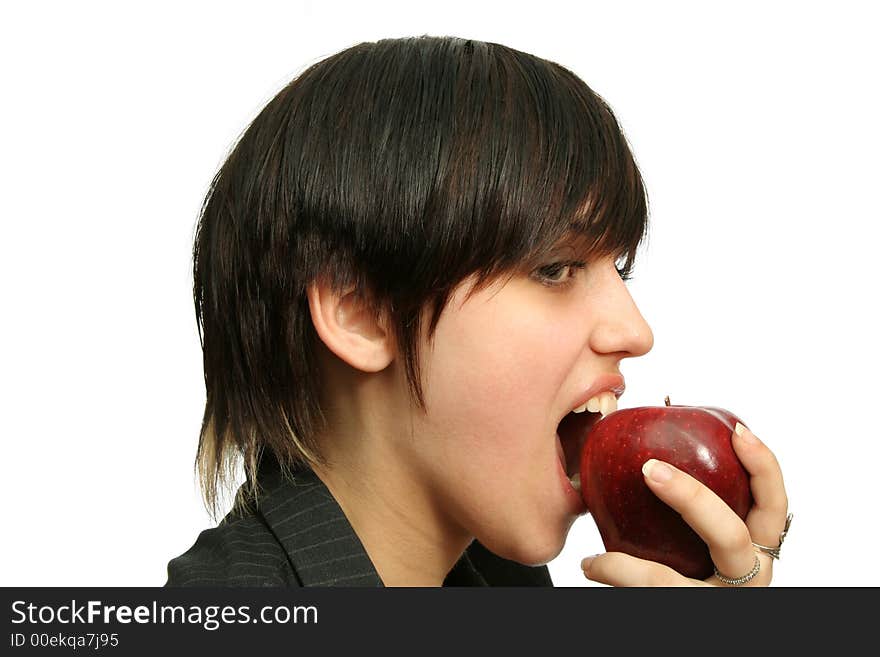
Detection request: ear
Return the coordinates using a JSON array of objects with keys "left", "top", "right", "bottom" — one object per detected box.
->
[{"left": 306, "top": 280, "right": 395, "bottom": 373}]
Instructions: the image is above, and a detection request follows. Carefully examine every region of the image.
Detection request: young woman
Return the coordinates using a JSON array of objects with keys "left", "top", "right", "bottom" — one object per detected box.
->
[{"left": 166, "top": 35, "right": 789, "bottom": 587}]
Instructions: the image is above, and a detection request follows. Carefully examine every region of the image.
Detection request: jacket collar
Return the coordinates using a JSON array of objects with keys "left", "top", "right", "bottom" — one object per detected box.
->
[{"left": 252, "top": 454, "right": 486, "bottom": 586}]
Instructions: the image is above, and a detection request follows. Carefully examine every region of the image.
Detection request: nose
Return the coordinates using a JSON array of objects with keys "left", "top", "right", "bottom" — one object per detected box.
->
[{"left": 588, "top": 262, "right": 654, "bottom": 359}]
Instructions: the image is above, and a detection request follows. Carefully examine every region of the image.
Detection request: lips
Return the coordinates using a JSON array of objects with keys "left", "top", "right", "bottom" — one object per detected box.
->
[{"left": 566, "top": 373, "right": 626, "bottom": 415}]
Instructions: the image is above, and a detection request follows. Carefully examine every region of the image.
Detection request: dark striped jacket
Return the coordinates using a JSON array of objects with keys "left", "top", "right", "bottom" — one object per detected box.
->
[{"left": 165, "top": 456, "right": 553, "bottom": 587}]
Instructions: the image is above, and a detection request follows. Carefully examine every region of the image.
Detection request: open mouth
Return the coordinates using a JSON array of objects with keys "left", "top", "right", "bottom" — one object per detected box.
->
[
  {"left": 555, "top": 385, "right": 623, "bottom": 491},
  {"left": 557, "top": 410, "right": 603, "bottom": 480}
]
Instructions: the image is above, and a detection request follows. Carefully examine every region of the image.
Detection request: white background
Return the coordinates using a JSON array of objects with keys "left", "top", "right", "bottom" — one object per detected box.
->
[{"left": 2, "top": 0, "right": 877, "bottom": 587}]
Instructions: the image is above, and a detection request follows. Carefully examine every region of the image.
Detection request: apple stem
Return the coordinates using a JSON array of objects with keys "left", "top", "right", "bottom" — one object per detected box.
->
[{"left": 664, "top": 396, "right": 671, "bottom": 406}]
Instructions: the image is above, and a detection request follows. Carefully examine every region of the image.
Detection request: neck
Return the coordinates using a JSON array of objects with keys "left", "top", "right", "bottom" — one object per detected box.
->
[{"left": 310, "top": 439, "right": 472, "bottom": 587}]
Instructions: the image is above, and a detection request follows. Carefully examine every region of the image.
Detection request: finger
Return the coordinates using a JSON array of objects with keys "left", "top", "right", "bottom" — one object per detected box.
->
[
  {"left": 642, "top": 458, "right": 756, "bottom": 583},
  {"left": 581, "top": 552, "right": 711, "bottom": 587},
  {"left": 731, "top": 423, "right": 789, "bottom": 546},
  {"left": 708, "top": 552, "right": 773, "bottom": 588}
]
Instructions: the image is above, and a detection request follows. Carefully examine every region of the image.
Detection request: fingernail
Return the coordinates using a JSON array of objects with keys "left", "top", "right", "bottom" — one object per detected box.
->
[
  {"left": 642, "top": 458, "right": 673, "bottom": 483},
  {"left": 581, "top": 555, "right": 598, "bottom": 571},
  {"left": 735, "top": 422, "right": 758, "bottom": 443}
]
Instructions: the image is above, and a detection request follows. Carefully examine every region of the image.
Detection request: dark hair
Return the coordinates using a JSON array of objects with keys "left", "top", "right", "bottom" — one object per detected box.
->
[{"left": 193, "top": 35, "right": 650, "bottom": 517}]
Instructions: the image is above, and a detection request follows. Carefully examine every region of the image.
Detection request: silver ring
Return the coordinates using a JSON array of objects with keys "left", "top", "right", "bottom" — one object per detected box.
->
[
  {"left": 714, "top": 554, "right": 761, "bottom": 586},
  {"left": 752, "top": 512, "right": 793, "bottom": 560}
]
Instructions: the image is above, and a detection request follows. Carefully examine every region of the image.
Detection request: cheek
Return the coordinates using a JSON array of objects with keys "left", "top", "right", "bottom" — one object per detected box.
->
[{"left": 424, "top": 298, "right": 583, "bottom": 443}]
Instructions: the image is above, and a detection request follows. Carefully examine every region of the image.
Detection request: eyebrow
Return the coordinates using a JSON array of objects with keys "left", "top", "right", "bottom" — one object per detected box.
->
[
  {"left": 549, "top": 230, "right": 601, "bottom": 260},
  {"left": 557, "top": 225, "right": 633, "bottom": 260}
]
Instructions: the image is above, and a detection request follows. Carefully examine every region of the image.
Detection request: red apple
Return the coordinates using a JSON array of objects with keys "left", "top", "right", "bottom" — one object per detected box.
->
[{"left": 577, "top": 397, "right": 753, "bottom": 580}]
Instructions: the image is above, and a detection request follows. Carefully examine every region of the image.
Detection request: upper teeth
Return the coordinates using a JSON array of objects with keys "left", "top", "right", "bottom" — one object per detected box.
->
[{"left": 572, "top": 391, "right": 618, "bottom": 417}]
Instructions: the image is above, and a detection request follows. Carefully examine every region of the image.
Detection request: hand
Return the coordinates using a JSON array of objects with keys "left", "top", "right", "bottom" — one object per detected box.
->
[{"left": 581, "top": 424, "right": 789, "bottom": 586}]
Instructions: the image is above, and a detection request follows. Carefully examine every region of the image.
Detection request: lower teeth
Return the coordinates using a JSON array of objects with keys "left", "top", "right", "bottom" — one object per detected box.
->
[{"left": 569, "top": 473, "right": 581, "bottom": 492}]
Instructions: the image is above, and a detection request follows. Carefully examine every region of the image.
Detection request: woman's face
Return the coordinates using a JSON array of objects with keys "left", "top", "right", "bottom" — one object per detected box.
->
[{"left": 404, "top": 252, "right": 654, "bottom": 566}]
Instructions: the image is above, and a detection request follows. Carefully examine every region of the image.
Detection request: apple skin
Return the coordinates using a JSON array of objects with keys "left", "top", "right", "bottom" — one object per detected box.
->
[{"left": 579, "top": 402, "right": 754, "bottom": 580}]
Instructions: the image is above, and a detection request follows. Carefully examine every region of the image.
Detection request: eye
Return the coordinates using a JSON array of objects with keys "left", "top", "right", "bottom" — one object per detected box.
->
[
  {"left": 531, "top": 261, "right": 586, "bottom": 288},
  {"left": 531, "top": 258, "right": 634, "bottom": 288}
]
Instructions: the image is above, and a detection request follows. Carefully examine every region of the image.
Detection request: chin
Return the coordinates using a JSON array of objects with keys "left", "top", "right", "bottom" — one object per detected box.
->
[{"left": 477, "top": 519, "right": 571, "bottom": 567}]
